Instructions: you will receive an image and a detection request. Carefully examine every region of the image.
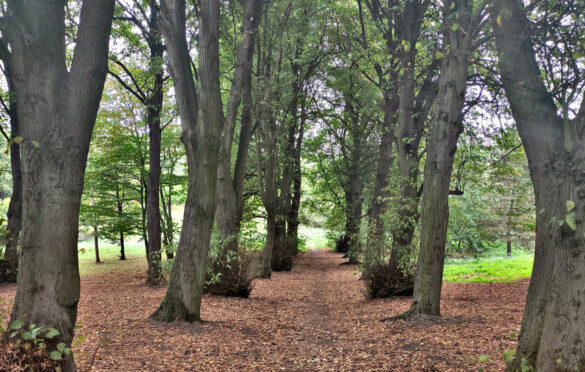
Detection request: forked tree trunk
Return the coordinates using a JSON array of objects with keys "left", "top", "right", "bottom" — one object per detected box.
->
[
  {"left": 151, "top": 0, "right": 221, "bottom": 322},
  {"left": 493, "top": 0, "right": 585, "bottom": 369},
  {"left": 215, "top": 0, "right": 261, "bottom": 268},
  {"left": 409, "top": 0, "right": 480, "bottom": 317},
  {"left": 2, "top": 2, "right": 114, "bottom": 371}
]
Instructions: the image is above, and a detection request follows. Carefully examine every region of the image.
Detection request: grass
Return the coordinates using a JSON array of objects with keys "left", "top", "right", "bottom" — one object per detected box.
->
[
  {"left": 443, "top": 250, "right": 534, "bottom": 283},
  {"left": 299, "top": 226, "right": 330, "bottom": 250},
  {"left": 77, "top": 240, "right": 148, "bottom": 277}
]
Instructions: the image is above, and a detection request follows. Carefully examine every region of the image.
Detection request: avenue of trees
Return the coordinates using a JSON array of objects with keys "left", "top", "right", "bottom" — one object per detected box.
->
[{"left": 0, "top": 0, "right": 584, "bottom": 370}]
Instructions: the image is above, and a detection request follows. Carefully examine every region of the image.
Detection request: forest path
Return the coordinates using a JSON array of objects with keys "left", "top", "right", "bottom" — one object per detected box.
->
[{"left": 0, "top": 249, "right": 526, "bottom": 371}]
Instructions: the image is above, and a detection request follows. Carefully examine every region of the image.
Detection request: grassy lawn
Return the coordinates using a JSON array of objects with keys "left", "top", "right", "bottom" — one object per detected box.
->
[
  {"left": 77, "top": 240, "right": 147, "bottom": 276},
  {"left": 299, "top": 226, "right": 330, "bottom": 250},
  {"left": 444, "top": 251, "right": 534, "bottom": 283}
]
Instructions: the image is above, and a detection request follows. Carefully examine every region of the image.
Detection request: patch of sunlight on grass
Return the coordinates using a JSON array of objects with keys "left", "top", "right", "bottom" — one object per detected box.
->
[
  {"left": 443, "top": 254, "right": 534, "bottom": 283},
  {"left": 77, "top": 240, "right": 147, "bottom": 277},
  {"left": 299, "top": 226, "right": 330, "bottom": 250}
]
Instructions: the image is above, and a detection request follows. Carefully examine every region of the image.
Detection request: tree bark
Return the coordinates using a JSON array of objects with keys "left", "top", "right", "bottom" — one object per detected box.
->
[
  {"left": 366, "top": 94, "right": 398, "bottom": 262},
  {"left": 388, "top": 0, "right": 431, "bottom": 269},
  {"left": 145, "top": 2, "right": 164, "bottom": 286},
  {"left": 492, "top": 0, "right": 585, "bottom": 369},
  {"left": 409, "top": 0, "right": 479, "bottom": 317},
  {"left": 151, "top": 0, "right": 221, "bottom": 322},
  {"left": 506, "top": 199, "right": 514, "bottom": 257},
  {"left": 2, "top": 1, "right": 114, "bottom": 370},
  {"left": 287, "top": 96, "right": 306, "bottom": 256}
]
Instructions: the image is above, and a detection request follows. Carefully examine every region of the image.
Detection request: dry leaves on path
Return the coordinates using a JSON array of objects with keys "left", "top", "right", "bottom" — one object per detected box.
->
[{"left": 0, "top": 250, "right": 525, "bottom": 371}]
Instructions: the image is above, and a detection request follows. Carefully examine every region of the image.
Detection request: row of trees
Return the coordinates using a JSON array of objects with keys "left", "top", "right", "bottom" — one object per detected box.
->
[{"left": 0, "top": 0, "right": 583, "bottom": 370}]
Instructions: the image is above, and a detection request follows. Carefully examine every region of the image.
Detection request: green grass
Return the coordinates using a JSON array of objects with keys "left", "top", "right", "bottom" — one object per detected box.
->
[
  {"left": 443, "top": 252, "right": 534, "bottom": 283},
  {"left": 77, "top": 240, "right": 147, "bottom": 276},
  {"left": 299, "top": 226, "right": 330, "bottom": 250}
]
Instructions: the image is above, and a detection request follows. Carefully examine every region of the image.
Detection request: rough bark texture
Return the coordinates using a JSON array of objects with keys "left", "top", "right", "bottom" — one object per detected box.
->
[
  {"left": 493, "top": 0, "right": 585, "bottom": 370},
  {"left": 0, "top": 71, "right": 21, "bottom": 283},
  {"left": 410, "top": 0, "right": 478, "bottom": 317},
  {"left": 145, "top": 2, "right": 164, "bottom": 286},
  {"left": 2, "top": 1, "right": 114, "bottom": 370},
  {"left": 151, "top": 0, "right": 221, "bottom": 322}
]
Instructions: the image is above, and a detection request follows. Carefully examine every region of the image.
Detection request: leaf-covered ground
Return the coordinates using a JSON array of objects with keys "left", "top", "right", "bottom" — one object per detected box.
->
[{"left": 0, "top": 250, "right": 526, "bottom": 371}]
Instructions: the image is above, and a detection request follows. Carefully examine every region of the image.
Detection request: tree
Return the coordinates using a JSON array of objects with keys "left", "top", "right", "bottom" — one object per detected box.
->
[
  {"left": 491, "top": 0, "right": 585, "bottom": 369},
  {"left": 213, "top": 0, "right": 262, "bottom": 292},
  {"left": 150, "top": 0, "right": 222, "bottom": 322},
  {"left": 109, "top": 0, "right": 169, "bottom": 285},
  {"left": 0, "top": 1, "right": 114, "bottom": 370},
  {"left": 408, "top": 0, "right": 486, "bottom": 317}
]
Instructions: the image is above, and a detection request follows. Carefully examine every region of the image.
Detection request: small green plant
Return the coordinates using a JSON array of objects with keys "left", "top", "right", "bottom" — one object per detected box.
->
[
  {"left": 478, "top": 355, "right": 489, "bottom": 363},
  {"left": 6, "top": 319, "right": 71, "bottom": 365}
]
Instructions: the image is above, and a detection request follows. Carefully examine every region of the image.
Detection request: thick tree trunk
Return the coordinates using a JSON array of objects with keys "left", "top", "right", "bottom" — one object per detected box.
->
[
  {"left": 151, "top": 0, "right": 221, "bottom": 322},
  {"left": 409, "top": 0, "right": 477, "bottom": 316},
  {"left": 0, "top": 74, "right": 21, "bottom": 283},
  {"left": 493, "top": 0, "right": 585, "bottom": 369},
  {"left": 145, "top": 4, "right": 164, "bottom": 285},
  {"left": 3, "top": 2, "right": 114, "bottom": 370}
]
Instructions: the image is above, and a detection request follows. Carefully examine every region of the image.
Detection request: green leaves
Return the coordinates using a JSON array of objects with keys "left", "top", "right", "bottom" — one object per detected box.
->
[{"left": 9, "top": 319, "right": 23, "bottom": 330}]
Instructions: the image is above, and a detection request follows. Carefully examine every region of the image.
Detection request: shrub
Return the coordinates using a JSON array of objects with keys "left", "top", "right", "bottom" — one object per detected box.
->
[
  {"left": 362, "top": 262, "right": 414, "bottom": 299},
  {"left": 204, "top": 249, "right": 259, "bottom": 298}
]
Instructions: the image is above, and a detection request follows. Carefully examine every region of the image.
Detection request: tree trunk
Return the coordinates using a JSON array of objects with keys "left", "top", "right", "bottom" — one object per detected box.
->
[
  {"left": 366, "top": 94, "right": 398, "bottom": 262},
  {"left": 409, "top": 0, "right": 479, "bottom": 317},
  {"left": 151, "top": 0, "right": 221, "bottom": 322},
  {"left": 160, "top": 185, "right": 174, "bottom": 259},
  {"left": 3, "top": 2, "right": 114, "bottom": 370},
  {"left": 0, "top": 72, "right": 21, "bottom": 283},
  {"left": 493, "top": 0, "right": 585, "bottom": 369},
  {"left": 120, "top": 231, "right": 126, "bottom": 261},
  {"left": 506, "top": 199, "right": 514, "bottom": 257},
  {"left": 388, "top": 1, "right": 429, "bottom": 270},
  {"left": 215, "top": 0, "right": 261, "bottom": 269},
  {"left": 145, "top": 2, "right": 164, "bottom": 285},
  {"left": 287, "top": 99, "right": 306, "bottom": 256},
  {"left": 261, "top": 209, "right": 276, "bottom": 278},
  {"left": 94, "top": 225, "right": 100, "bottom": 263}
]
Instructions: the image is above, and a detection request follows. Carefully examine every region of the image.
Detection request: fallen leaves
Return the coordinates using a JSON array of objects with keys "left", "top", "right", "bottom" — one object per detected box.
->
[{"left": 0, "top": 250, "right": 527, "bottom": 371}]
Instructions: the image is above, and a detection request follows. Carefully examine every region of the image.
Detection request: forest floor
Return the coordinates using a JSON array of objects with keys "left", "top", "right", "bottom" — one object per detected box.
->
[{"left": 0, "top": 249, "right": 527, "bottom": 371}]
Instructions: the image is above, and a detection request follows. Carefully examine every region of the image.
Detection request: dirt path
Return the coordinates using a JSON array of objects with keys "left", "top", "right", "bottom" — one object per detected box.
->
[{"left": 0, "top": 250, "right": 527, "bottom": 371}]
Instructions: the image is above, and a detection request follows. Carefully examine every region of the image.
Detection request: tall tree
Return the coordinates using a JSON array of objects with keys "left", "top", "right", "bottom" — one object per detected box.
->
[
  {"left": 408, "top": 0, "right": 486, "bottom": 317},
  {"left": 492, "top": 0, "right": 585, "bottom": 369},
  {"left": 109, "top": 0, "right": 168, "bottom": 285},
  {"left": 0, "top": 1, "right": 114, "bottom": 370},
  {"left": 151, "top": 0, "right": 222, "bottom": 322},
  {"left": 214, "top": 0, "right": 262, "bottom": 291}
]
